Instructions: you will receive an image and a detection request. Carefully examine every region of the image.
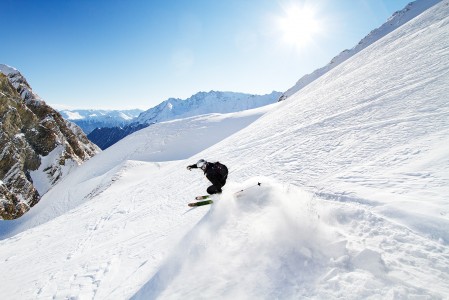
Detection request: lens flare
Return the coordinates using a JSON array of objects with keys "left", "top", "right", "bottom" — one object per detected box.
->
[{"left": 277, "top": 4, "right": 323, "bottom": 49}]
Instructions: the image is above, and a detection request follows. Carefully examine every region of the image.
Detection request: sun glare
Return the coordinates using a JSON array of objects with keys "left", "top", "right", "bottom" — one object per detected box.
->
[{"left": 277, "top": 4, "right": 323, "bottom": 49}]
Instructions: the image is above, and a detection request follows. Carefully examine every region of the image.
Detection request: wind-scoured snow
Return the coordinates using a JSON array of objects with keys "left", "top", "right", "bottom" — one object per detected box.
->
[
  {"left": 0, "top": 0, "right": 448, "bottom": 299},
  {"left": 29, "top": 145, "right": 78, "bottom": 195}
]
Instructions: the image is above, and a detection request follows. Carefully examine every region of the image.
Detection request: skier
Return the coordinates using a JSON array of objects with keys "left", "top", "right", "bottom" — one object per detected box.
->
[{"left": 187, "top": 159, "right": 228, "bottom": 195}]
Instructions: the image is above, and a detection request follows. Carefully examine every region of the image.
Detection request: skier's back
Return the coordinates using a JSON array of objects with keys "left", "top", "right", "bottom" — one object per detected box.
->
[{"left": 187, "top": 159, "right": 228, "bottom": 194}]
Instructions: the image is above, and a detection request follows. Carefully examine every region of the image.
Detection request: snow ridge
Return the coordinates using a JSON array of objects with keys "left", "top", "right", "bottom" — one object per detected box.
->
[
  {"left": 0, "top": 64, "right": 43, "bottom": 104},
  {"left": 135, "top": 90, "right": 281, "bottom": 125}
]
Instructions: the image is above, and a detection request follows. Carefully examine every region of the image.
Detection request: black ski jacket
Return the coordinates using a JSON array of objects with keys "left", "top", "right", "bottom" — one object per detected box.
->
[{"left": 188, "top": 162, "right": 228, "bottom": 187}]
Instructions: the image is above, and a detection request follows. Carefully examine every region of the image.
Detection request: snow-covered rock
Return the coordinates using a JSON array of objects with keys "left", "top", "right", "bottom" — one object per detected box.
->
[
  {"left": 0, "top": 64, "right": 44, "bottom": 104},
  {"left": 0, "top": 65, "right": 100, "bottom": 219}
]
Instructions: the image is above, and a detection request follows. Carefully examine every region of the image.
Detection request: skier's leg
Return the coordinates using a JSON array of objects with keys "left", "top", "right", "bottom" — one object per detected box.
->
[{"left": 207, "top": 184, "right": 222, "bottom": 195}]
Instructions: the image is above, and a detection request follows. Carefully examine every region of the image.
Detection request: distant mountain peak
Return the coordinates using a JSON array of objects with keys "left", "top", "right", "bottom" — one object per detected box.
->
[
  {"left": 135, "top": 90, "right": 281, "bottom": 125},
  {"left": 87, "top": 90, "right": 281, "bottom": 150},
  {"left": 59, "top": 109, "right": 143, "bottom": 134},
  {"left": 0, "top": 64, "right": 44, "bottom": 104},
  {"left": 0, "top": 64, "right": 18, "bottom": 75}
]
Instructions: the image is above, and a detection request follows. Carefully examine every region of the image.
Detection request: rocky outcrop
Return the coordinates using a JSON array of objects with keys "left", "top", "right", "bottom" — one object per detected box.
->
[
  {"left": 0, "top": 66, "right": 100, "bottom": 219},
  {"left": 87, "top": 123, "right": 149, "bottom": 150}
]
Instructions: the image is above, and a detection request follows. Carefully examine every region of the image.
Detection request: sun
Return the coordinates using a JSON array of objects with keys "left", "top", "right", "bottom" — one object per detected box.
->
[{"left": 277, "top": 4, "right": 323, "bottom": 49}]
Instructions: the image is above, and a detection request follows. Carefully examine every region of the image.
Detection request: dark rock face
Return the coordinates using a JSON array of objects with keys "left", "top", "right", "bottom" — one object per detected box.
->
[
  {"left": 0, "top": 68, "right": 100, "bottom": 220},
  {"left": 87, "top": 123, "right": 149, "bottom": 150}
]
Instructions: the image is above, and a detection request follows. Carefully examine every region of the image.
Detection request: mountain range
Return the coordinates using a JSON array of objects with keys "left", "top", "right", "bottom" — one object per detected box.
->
[
  {"left": 87, "top": 90, "right": 281, "bottom": 149},
  {"left": 59, "top": 109, "right": 143, "bottom": 134}
]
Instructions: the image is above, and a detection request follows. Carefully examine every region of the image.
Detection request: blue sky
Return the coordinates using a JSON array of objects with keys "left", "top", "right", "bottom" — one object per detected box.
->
[{"left": 1, "top": 0, "right": 412, "bottom": 110}]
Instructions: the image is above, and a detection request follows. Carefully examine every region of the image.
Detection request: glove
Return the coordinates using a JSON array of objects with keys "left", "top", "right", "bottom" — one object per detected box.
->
[{"left": 187, "top": 166, "right": 192, "bottom": 171}]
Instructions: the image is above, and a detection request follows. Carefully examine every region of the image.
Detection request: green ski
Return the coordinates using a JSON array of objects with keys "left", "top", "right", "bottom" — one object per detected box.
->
[{"left": 188, "top": 200, "right": 213, "bottom": 207}]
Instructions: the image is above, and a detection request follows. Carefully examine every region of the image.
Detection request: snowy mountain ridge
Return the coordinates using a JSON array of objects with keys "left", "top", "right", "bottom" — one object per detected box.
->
[
  {"left": 278, "top": 0, "right": 443, "bottom": 101},
  {"left": 59, "top": 109, "right": 143, "bottom": 134},
  {"left": 0, "top": 64, "right": 44, "bottom": 104},
  {"left": 0, "top": 0, "right": 448, "bottom": 298},
  {"left": 135, "top": 90, "right": 281, "bottom": 125},
  {"left": 87, "top": 90, "right": 281, "bottom": 149}
]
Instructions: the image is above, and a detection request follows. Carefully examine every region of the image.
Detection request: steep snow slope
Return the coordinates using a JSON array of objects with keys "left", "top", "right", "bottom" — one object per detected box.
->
[
  {"left": 133, "top": 2, "right": 449, "bottom": 297},
  {"left": 0, "top": 104, "right": 277, "bottom": 238},
  {"left": 0, "top": 1, "right": 449, "bottom": 299},
  {"left": 212, "top": 0, "right": 449, "bottom": 242}
]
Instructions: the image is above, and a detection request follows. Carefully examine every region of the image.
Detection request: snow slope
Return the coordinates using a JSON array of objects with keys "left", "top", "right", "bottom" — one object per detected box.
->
[
  {"left": 1, "top": 0, "right": 449, "bottom": 299},
  {"left": 0, "top": 104, "right": 277, "bottom": 238}
]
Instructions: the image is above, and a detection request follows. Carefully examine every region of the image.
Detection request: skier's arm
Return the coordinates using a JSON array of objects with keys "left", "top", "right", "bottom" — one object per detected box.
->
[{"left": 187, "top": 164, "right": 198, "bottom": 171}]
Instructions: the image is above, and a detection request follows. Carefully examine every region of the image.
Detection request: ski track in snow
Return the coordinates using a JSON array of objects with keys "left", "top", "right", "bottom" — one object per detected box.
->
[{"left": 1, "top": 1, "right": 449, "bottom": 299}]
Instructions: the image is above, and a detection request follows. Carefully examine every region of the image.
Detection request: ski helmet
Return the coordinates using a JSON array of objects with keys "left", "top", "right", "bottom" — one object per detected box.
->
[{"left": 197, "top": 159, "right": 207, "bottom": 169}]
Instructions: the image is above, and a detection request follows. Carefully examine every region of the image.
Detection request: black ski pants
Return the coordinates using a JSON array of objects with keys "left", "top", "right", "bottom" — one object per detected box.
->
[{"left": 207, "top": 184, "right": 222, "bottom": 195}]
